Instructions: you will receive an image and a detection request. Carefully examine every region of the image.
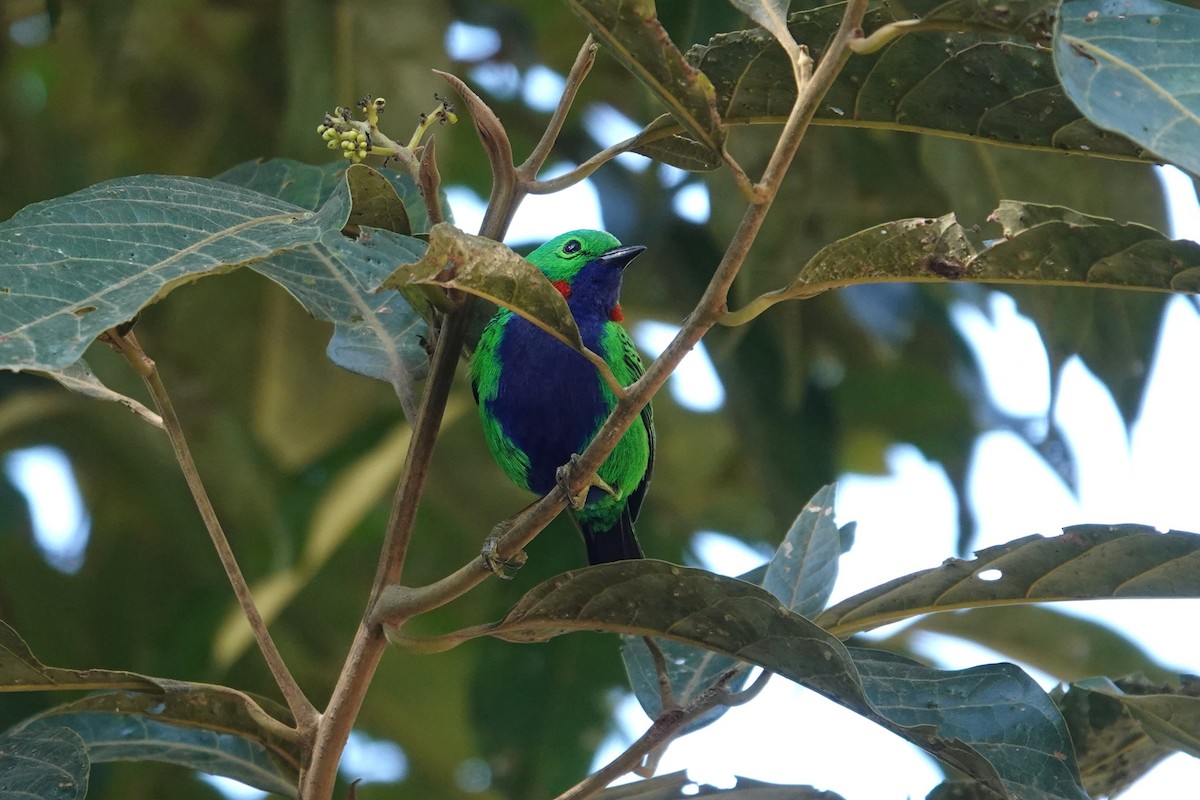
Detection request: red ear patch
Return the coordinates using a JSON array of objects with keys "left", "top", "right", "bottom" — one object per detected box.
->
[
  {"left": 609, "top": 304, "right": 624, "bottom": 322},
  {"left": 551, "top": 280, "right": 571, "bottom": 299}
]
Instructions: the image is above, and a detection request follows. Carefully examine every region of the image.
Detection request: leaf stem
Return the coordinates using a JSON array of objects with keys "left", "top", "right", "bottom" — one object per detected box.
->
[{"left": 108, "top": 330, "right": 318, "bottom": 731}]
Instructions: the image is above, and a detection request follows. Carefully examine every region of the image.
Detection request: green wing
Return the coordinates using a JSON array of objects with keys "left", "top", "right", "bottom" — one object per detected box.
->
[{"left": 607, "top": 323, "right": 655, "bottom": 523}]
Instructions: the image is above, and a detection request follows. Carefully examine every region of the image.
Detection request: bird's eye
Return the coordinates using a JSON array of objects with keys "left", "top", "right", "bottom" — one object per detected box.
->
[{"left": 562, "top": 239, "right": 582, "bottom": 255}]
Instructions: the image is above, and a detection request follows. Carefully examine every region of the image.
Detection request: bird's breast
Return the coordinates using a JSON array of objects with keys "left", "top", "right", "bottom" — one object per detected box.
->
[{"left": 489, "top": 315, "right": 612, "bottom": 494}]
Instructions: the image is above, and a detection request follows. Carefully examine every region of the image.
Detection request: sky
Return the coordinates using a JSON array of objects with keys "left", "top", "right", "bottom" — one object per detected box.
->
[{"left": 4, "top": 18, "right": 1198, "bottom": 800}]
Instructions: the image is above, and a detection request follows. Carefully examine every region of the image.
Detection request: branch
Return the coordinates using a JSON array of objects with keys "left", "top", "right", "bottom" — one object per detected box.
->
[{"left": 108, "top": 330, "right": 317, "bottom": 730}]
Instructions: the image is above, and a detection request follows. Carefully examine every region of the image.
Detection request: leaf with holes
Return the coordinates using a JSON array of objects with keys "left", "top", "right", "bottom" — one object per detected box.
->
[
  {"left": 722, "top": 203, "right": 1200, "bottom": 325},
  {"left": 404, "top": 561, "right": 1086, "bottom": 798},
  {"left": 1054, "top": 0, "right": 1200, "bottom": 175},
  {"left": 816, "top": 524, "right": 1200, "bottom": 636},
  {"left": 690, "top": 3, "right": 1147, "bottom": 158}
]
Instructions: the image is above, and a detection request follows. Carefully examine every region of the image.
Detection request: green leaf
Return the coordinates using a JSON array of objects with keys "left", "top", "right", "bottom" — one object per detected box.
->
[
  {"left": 0, "top": 176, "right": 320, "bottom": 373},
  {"left": 383, "top": 223, "right": 586, "bottom": 354},
  {"left": 433, "top": 561, "right": 1086, "bottom": 798},
  {"left": 762, "top": 482, "right": 841, "bottom": 618},
  {"left": 1054, "top": 0, "right": 1200, "bottom": 175},
  {"left": 690, "top": 4, "right": 1147, "bottom": 158},
  {"left": 217, "top": 162, "right": 432, "bottom": 401},
  {"left": 1073, "top": 676, "right": 1200, "bottom": 760},
  {"left": 564, "top": 0, "right": 725, "bottom": 153},
  {"left": 0, "top": 618, "right": 300, "bottom": 791},
  {"left": 722, "top": 203, "right": 1200, "bottom": 325},
  {"left": 850, "top": 648, "right": 1086, "bottom": 800},
  {"left": 816, "top": 524, "right": 1200, "bottom": 636},
  {"left": 16, "top": 689, "right": 299, "bottom": 796},
  {"left": 0, "top": 726, "right": 88, "bottom": 800}
]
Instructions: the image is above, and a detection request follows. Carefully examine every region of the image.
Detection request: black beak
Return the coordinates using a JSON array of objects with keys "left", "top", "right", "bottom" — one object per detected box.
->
[{"left": 597, "top": 244, "right": 646, "bottom": 270}]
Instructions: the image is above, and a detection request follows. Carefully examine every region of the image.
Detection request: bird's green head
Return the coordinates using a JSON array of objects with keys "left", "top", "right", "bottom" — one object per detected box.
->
[{"left": 525, "top": 230, "right": 645, "bottom": 320}]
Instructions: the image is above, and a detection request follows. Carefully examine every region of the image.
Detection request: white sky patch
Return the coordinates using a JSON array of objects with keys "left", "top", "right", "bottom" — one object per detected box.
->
[
  {"left": 1157, "top": 165, "right": 1200, "bottom": 241},
  {"left": 198, "top": 775, "right": 266, "bottom": 800},
  {"left": 691, "top": 531, "right": 766, "bottom": 576},
  {"left": 507, "top": 164, "right": 604, "bottom": 245},
  {"left": 9, "top": 14, "right": 51, "bottom": 47},
  {"left": 341, "top": 730, "right": 408, "bottom": 783},
  {"left": 522, "top": 65, "right": 566, "bottom": 112},
  {"left": 583, "top": 104, "right": 650, "bottom": 172},
  {"left": 633, "top": 321, "right": 725, "bottom": 412},
  {"left": 658, "top": 164, "right": 688, "bottom": 188},
  {"left": 4, "top": 446, "right": 90, "bottom": 574},
  {"left": 444, "top": 185, "right": 486, "bottom": 235},
  {"left": 444, "top": 21, "right": 501, "bottom": 61},
  {"left": 672, "top": 184, "right": 710, "bottom": 224},
  {"left": 468, "top": 62, "right": 520, "bottom": 99},
  {"left": 949, "top": 293, "right": 1050, "bottom": 418}
]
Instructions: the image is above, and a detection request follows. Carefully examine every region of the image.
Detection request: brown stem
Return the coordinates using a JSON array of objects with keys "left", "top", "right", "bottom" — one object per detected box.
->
[
  {"left": 109, "top": 330, "right": 317, "bottom": 730},
  {"left": 519, "top": 36, "right": 597, "bottom": 180}
]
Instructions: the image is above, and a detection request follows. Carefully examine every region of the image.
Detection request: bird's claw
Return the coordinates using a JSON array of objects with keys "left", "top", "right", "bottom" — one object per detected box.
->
[
  {"left": 556, "top": 454, "right": 618, "bottom": 510},
  {"left": 481, "top": 522, "right": 527, "bottom": 579}
]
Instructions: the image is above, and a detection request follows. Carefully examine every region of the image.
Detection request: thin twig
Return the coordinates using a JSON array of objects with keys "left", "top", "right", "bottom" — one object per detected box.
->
[
  {"left": 109, "top": 330, "right": 317, "bottom": 730},
  {"left": 519, "top": 36, "right": 598, "bottom": 180}
]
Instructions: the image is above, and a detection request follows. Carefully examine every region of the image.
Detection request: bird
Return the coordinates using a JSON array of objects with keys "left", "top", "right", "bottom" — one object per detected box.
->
[{"left": 470, "top": 229, "right": 654, "bottom": 565}]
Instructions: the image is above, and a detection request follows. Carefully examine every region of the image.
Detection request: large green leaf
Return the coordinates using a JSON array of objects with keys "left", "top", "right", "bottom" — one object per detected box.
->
[
  {"left": 0, "top": 619, "right": 301, "bottom": 793},
  {"left": 216, "top": 161, "right": 431, "bottom": 402},
  {"left": 1054, "top": 0, "right": 1200, "bottom": 175},
  {"left": 0, "top": 176, "right": 321, "bottom": 372},
  {"left": 400, "top": 561, "right": 1086, "bottom": 799},
  {"left": 686, "top": 3, "right": 1146, "bottom": 159},
  {"left": 0, "top": 727, "right": 88, "bottom": 800},
  {"left": 817, "top": 524, "right": 1200, "bottom": 635},
  {"left": 16, "top": 689, "right": 299, "bottom": 796},
  {"left": 563, "top": 0, "right": 725, "bottom": 153},
  {"left": 722, "top": 202, "right": 1200, "bottom": 324},
  {"left": 1072, "top": 676, "right": 1200, "bottom": 760}
]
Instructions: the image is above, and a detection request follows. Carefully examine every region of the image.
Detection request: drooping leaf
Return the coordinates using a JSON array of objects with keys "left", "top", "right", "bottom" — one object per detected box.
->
[
  {"left": 816, "top": 524, "right": 1200, "bottom": 636},
  {"left": 690, "top": 4, "right": 1147, "bottom": 158},
  {"left": 1, "top": 617, "right": 160, "bottom": 693},
  {"left": 762, "top": 482, "right": 841, "bottom": 618},
  {"left": 383, "top": 223, "right": 586, "bottom": 354},
  {"left": 721, "top": 204, "right": 1200, "bottom": 325},
  {"left": 0, "top": 726, "right": 88, "bottom": 800},
  {"left": 406, "top": 561, "right": 1086, "bottom": 798},
  {"left": 564, "top": 0, "right": 725, "bottom": 153},
  {"left": 15, "top": 688, "right": 299, "bottom": 796},
  {"left": 1054, "top": 0, "right": 1200, "bottom": 175}
]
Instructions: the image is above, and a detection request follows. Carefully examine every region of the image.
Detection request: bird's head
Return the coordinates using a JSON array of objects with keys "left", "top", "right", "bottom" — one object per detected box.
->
[{"left": 526, "top": 230, "right": 646, "bottom": 322}]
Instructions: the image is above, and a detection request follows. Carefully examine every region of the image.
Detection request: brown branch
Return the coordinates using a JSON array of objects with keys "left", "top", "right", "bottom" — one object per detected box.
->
[{"left": 109, "top": 330, "right": 317, "bottom": 730}]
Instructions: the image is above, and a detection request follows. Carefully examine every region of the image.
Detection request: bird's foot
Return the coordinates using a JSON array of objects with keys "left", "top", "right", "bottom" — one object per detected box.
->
[
  {"left": 556, "top": 454, "right": 618, "bottom": 510},
  {"left": 481, "top": 521, "right": 527, "bottom": 579}
]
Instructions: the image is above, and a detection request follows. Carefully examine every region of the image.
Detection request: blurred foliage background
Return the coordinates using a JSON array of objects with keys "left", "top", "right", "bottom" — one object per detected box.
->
[{"left": 0, "top": 0, "right": 1182, "bottom": 798}]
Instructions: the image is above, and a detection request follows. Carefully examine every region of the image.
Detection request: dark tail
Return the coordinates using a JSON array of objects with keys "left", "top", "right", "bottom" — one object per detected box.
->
[{"left": 578, "top": 507, "right": 643, "bottom": 565}]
